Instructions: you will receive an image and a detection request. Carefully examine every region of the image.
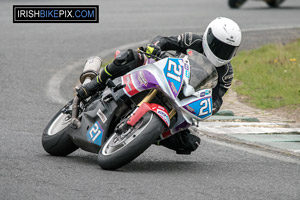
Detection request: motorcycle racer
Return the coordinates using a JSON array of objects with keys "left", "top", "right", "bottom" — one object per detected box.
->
[{"left": 76, "top": 17, "right": 242, "bottom": 154}]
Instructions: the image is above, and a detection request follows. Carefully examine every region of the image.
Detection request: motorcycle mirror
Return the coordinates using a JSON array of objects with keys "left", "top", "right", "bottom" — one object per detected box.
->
[{"left": 183, "top": 84, "right": 195, "bottom": 97}]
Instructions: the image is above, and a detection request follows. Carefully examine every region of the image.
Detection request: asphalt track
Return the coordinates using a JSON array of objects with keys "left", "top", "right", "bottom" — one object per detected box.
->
[{"left": 1, "top": 0, "right": 300, "bottom": 199}]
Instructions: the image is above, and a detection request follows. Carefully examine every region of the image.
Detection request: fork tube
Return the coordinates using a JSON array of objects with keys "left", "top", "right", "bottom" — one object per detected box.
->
[
  {"left": 169, "top": 108, "right": 176, "bottom": 119},
  {"left": 137, "top": 89, "right": 157, "bottom": 107}
]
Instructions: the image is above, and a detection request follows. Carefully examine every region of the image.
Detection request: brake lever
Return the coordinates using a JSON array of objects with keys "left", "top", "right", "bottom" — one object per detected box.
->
[{"left": 137, "top": 49, "right": 162, "bottom": 61}]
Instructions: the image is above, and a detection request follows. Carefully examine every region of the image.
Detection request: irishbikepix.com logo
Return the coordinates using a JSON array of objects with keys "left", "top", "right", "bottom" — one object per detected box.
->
[{"left": 13, "top": 5, "right": 99, "bottom": 23}]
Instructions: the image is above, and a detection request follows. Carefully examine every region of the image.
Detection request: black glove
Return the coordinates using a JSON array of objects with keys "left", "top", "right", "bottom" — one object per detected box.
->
[
  {"left": 145, "top": 44, "right": 161, "bottom": 58},
  {"left": 76, "top": 77, "right": 105, "bottom": 100}
]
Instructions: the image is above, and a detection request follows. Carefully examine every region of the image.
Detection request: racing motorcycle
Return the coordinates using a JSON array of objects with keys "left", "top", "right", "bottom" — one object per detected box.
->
[
  {"left": 42, "top": 49, "right": 218, "bottom": 170},
  {"left": 228, "top": 0, "right": 285, "bottom": 8}
]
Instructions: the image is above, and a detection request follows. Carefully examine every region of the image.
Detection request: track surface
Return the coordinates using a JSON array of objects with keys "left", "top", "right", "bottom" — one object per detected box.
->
[{"left": 1, "top": 0, "right": 300, "bottom": 199}]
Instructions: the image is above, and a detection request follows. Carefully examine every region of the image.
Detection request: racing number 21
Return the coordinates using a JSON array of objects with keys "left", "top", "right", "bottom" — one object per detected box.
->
[
  {"left": 199, "top": 98, "right": 212, "bottom": 116},
  {"left": 167, "top": 60, "right": 182, "bottom": 82}
]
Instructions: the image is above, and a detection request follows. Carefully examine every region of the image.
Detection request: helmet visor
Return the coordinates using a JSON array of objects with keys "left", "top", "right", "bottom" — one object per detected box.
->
[{"left": 207, "top": 28, "right": 239, "bottom": 60}]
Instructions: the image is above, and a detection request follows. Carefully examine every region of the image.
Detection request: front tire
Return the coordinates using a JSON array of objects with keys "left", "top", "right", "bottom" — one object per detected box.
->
[
  {"left": 98, "top": 112, "right": 165, "bottom": 170},
  {"left": 42, "top": 104, "right": 78, "bottom": 156}
]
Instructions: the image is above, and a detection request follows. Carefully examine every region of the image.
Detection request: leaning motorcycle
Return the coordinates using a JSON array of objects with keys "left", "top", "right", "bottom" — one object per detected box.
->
[
  {"left": 228, "top": 0, "right": 285, "bottom": 8},
  {"left": 42, "top": 49, "right": 218, "bottom": 170}
]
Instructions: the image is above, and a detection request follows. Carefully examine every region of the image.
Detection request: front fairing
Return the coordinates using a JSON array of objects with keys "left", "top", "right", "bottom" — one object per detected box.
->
[{"left": 121, "top": 50, "right": 218, "bottom": 124}]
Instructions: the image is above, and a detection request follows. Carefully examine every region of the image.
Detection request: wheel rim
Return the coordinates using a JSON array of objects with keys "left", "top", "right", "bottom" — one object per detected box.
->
[
  {"left": 101, "top": 113, "right": 153, "bottom": 156},
  {"left": 47, "top": 113, "right": 72, "bottom": 136}
]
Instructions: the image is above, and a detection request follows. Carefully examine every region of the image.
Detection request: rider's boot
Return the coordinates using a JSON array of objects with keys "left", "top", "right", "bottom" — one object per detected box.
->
[
  {"left": 157, "top": 129, "right": 201, "bottom": 155},
  {"left": 76, "top": 66, "right": 112, "bottom": 99}
]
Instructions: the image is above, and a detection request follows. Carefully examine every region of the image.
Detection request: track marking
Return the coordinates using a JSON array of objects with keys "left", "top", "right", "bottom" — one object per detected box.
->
[{"left": 202, "top": 136, "right": 300, "bottom": 165}]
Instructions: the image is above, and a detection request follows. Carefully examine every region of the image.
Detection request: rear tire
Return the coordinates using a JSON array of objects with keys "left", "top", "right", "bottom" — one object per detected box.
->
[
  {"left": 42, "top": 104, "right": 78, "bottom": 156},
  {"left": 98, "top": 112, "right": 165, "bottom": 170},
  {"left": 266, "top": 0, "right": 284, "bottom": 7},
  {"left": 228, "top": 0, "right": 247, "bottom": 8}
]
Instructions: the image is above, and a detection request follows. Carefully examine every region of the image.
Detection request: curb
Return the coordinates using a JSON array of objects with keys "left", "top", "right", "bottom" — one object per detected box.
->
[
  {"left": 212, "top": 110, "right": 260, "bottom": 122},
  {"left": 191, "top": 127, "right": 300, "bottom": 159}
]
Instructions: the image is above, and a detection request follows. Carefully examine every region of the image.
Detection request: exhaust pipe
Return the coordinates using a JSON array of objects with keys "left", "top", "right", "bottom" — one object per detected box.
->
[
  {"left": 79, "top": 56, "right": 102, "bottom": 85},
  {"left": 72, "top": 56, "right": 102, "bottom": 129}
]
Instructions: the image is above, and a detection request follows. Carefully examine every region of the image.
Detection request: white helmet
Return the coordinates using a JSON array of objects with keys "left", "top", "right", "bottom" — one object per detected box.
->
[{"left": 202, "top": 17, "right": 242, "bottom": 67}]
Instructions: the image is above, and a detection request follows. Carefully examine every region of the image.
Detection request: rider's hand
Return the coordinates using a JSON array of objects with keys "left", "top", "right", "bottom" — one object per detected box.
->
[
  {"left": 145, "top": 44, "right": 161, "bottom": 58},
  {"left": 75, "top": 77, "right": 105, "bottom": 100}
]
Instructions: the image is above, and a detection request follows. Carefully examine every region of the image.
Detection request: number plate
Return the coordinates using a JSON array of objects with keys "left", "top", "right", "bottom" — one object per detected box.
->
[
  {"left": 86, "top": 121, "right": 103, "bottom": 146},
  {"left": 163, "top": 58, "right": 184, "bottom": 98},
  {"left": 183, "top": 97, "right": 212, "bottom": 119}
]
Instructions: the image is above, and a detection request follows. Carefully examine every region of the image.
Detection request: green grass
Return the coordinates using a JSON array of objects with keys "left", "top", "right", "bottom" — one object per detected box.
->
[{"left": 231, "top": 39, "right": 300, "bottom": 109}]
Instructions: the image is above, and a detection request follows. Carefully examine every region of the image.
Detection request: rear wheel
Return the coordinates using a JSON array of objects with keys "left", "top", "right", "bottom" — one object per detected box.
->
[
  {"left": 266, "top": 0, "right": 284, "bottom": 7},
  {"left": 228, "top": 0, "right": 247, "bottom": 8},
  {"left": 98, "top": 112, "right": 165, "bottom": 170},
  {"left": 42, "top": 102, "right": 78, "bottom": 156}
]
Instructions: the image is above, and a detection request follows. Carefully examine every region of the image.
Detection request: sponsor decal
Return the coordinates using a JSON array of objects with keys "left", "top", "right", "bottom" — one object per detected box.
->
[
  {"left": 13, "top": 5, "right": 99, "bottom": 23},
  {"left": 158, "top": 105, "right": 166, "bottom": 110},
  {"left": 138, "top": 71, "right": 148, "bottom": 87},
  {"left": 126, "top": 76, "right": 132, "bottom": 91},
  {"left": 200, "top": 92, "right": 205, "bottom": 97},
  {"left": 226, "top": 37, "right": 235, "bottom": 43},
  {"left": 122, "top": 74, "right": 139, "bottom": 97},
  {"left": 157, "top": 109, "right": 170, "bottom": 127},
  {"left": 86, "top": 121, "right": 103, "bottom": 146},
  {"left": 170, "top": 81, "right": 178, "bottom": 95},
  {"left": 205, "top": 89, "right": 210, "bottom": 95},
  {"left": 97, "top": 109, "right": 107, "bottom": 123},
  {"left": 185, "top": 105, "right": 195, "bottom": 114},
  {"left": 184, "top": 63, "right": 189, "bottom": 70},
  {"left": 184, "top": 62, "right": 190, "bottom": 79},
  {"left": 185, "top": 69, "right": 190, "bottom": 79}
]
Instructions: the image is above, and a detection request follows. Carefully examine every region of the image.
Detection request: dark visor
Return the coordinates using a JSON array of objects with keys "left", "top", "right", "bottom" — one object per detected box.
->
[{"left": 207, "top": 28, "right": 238, "bottom": 60}]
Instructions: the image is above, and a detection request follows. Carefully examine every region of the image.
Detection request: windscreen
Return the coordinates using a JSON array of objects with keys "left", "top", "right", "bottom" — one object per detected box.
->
[{"left": 188, "top": 50, "right": 218, "bottom": 90}]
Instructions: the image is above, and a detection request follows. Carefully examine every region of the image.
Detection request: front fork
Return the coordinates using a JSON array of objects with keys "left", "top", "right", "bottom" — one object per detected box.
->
[
  {"left": 139, "top": 89, "right": 176, "bottom": 119},
  {"left": 127, "top": 89, "right": 176, "bottom": 127}
]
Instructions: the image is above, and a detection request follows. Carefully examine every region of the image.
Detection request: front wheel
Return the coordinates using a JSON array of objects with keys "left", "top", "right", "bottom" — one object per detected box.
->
[
  {"left": 42, "top": 101, "right": 78, "bottom": 156},
  {"left": 98, "top": 112, "right": 165, "bottom": 170}
]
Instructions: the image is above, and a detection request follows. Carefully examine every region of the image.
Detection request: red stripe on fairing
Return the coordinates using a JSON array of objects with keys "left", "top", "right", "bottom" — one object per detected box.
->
[
  {"left": 122, "top": 74, "right": 139, "bottom": 97},
  {"left": 127, "top": 103, "right": 170, "bottom": 127}
]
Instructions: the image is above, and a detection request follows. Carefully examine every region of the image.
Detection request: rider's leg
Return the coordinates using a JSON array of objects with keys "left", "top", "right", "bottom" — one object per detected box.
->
[
  {"left": 76, "top": 49, "right": 145, "bottom": 99},
  {"left": 157, "top": 129, "right": 201, "bottom": 155}
]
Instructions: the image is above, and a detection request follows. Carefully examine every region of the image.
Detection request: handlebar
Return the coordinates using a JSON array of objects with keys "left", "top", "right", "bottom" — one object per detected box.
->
[{"left": 137, "top": 49, "right": 162, "bottom": 61}]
